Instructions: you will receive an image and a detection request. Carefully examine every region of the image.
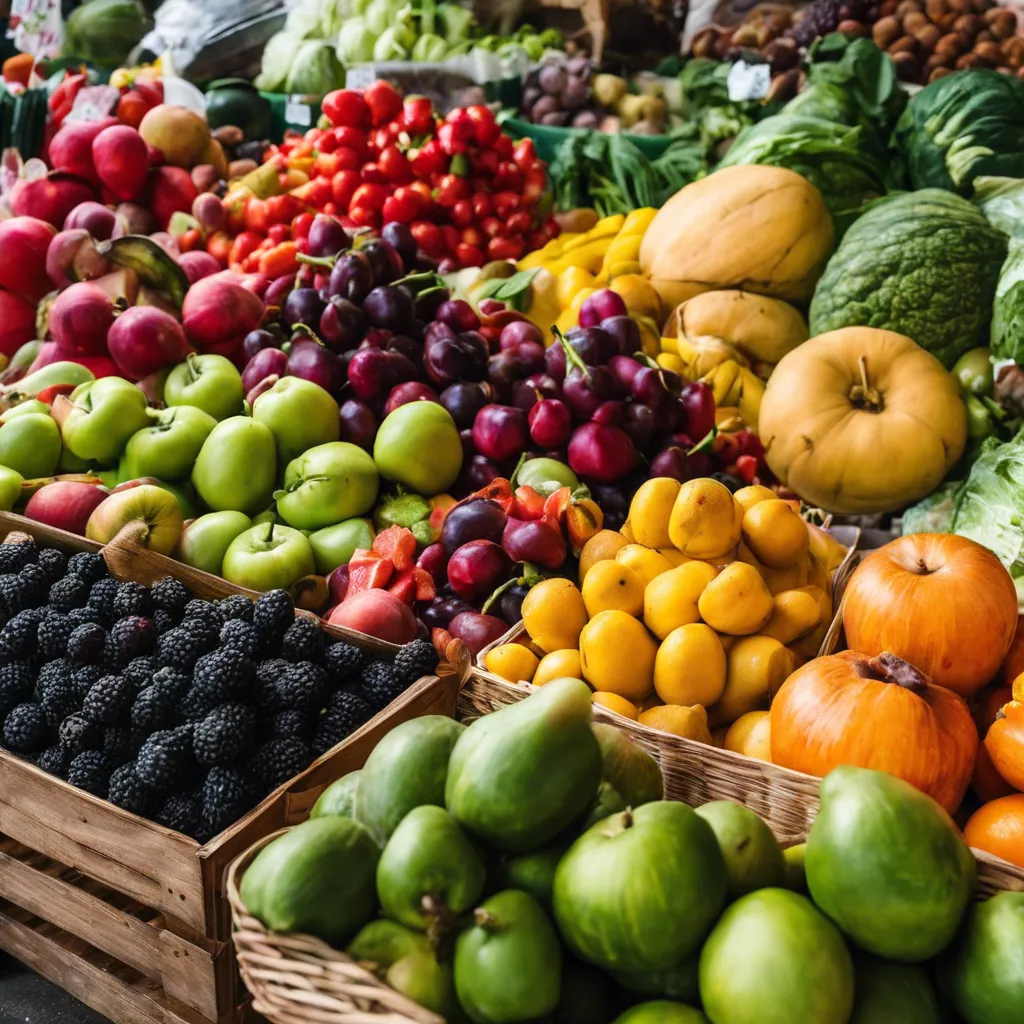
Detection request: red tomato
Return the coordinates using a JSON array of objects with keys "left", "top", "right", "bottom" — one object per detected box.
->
[
  {"left": 441, "top": 224, "right": 459, "bottom": 253},
  {"left": 349, "top": 206, "right": 381, "bottom": 229},
  {"left": 480, "top": 217, "right": 503, "bottom": 239},
  {"left": 465, "top": 105, "right": 500, "bottom": 148},
  {"left": 244, "top": 198, "right": 269, "bottom": 234},
  {"left": 487, "top": 236, "right": 525, "bottom": 261},
  {"left": 407, "top": 180, "right": 433, "bottom": 203},
  {"left": 291, "top": 212, "right": 315, "bottom": 240},
  {"left": 322, "top": 89, "right": 371, "bottom": 129},
  {"left": 313, "top": 151, "right": 345, "bottom": 178},
  {"left": 411, "top": 220, "right": 444, "bottom": 254},
  {"left": 437, "top": 120, "right": 473, "bottom": 156},
  {"left": 493, "top": 162, "right": 523, "bottom": 193},
  {"left": 434, "top": 174, "right": 469, "bottom": 208},
  {"left": 382, "top": 192, "right": 420, "bottom": 224},
  {"left": 364, "top": 80, "right": 403, "bottom": 127},
  {"left": 317, "top": 130, "right": 339, "bottom": 154},
  {"left": 179, "top": 228, "right": 202, "bottom": 252},
  {"left": 494, "top": 135, "right": 514, "bottom": 160},
  {"left": 297, "top": 176, "right": 332, "bottom": 209},
  {"left": 350, "top": 182, "right": 390, "bottom": 212},
  {"left": 332, "top": 169, "right": 362, "bottom": 210},
  {"left": 267, "top": 223, "right": 291, "bottom": 245},
  {"left": 410, "top": 139, "right": 447, "bottom": 179},
  {"left": 461, "top": 225, "right": 486, "bottom": 249},
  {"left": 492, "top": 191, "right": 520, "bottom": 219},
  {"left": 330, "top": 146, "right": 362, "bottom": 172},
  {"left": 513, "top": 138, "right": 537, "bottom": 172},
  {"left": 401, "top": 96, "right": 436, "bottom": 136},
  {"left": 450, "top": 199, "right": 474, "bottom": 228},
  {"left": 360, "top": 163, "right": 390, "bottom": 186},
  {"left": 471, "top": 192, "right": 493, "bottom": 220},
  {"left": 265, "top": 194, "right": 303, "bottom": 225},
  {"left": 507, "top": 210, "right": 532, "bottom": 235},
  {"left": 379, "top": 145, "right": 412, "bottom": 183},
  {"left": 229, "top": 231, "right": 263, "bottom": 267},
  {"left": 472, "top": 149, "right": 499, "bottom": 178},
  {"left": 455, "top": 243, "right": 485, "bottom": 268},
  {"left": 332, "top": 126, "right": 367, "bottom": 155}
]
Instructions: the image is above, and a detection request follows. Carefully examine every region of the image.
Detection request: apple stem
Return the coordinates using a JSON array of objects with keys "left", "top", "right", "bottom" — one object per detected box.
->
[
  {"left": 186, "top": 352, "right": 200, "bottom": 385},
  {"left": 264, "top": 520, "right": 275, "bottom": 543}
]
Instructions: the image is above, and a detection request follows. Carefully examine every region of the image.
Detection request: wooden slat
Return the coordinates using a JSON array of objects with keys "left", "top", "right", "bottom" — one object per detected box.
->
[{"left": 0, "top": 753, "right": 206, "bottom": 933}]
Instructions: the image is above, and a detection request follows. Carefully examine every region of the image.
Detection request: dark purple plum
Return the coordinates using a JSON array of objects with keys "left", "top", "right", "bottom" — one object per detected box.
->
[
  {"left": 329, "top": 252, "right": 373, "bottom": 303},
  {"left": 283, "top": 288, "right": 326, "bottom": 329},
  {"left": 286, "top": 340, "right": 343, "bottom": 394},
  {"left": 471, "top": 405, "right": 529, "bottom": 464},
  {"left": 319, "top": 296, "right": 367, "bottom": 352},
  {"left": 441, "top": 381, "right": 490, "bottom": 430},
  {"left": 442, "top": 498, "right": 508, "bottom": 554},
  {"left": 361, "top": 239, "right": 403, "bottom": 283},
  {"left": 600, "top": 315, "right": 641, "bottom": 355},
  {"left": 338, "top": 400, "right": 377, "bottom": 448},
  {"left": 243, "top": 329, "right": 279, "bottom": 361},
  {"left": 363, "top": 285, "right": 414, "bottom": 333},
  {"left": 306, "top": 214, "right": 350, "bottom": 259},
  {"left": 421, "top": 595, "right": 474, "bottom": 629}
]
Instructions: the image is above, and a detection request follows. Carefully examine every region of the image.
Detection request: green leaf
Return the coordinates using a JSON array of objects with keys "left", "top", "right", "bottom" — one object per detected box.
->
[{"left": 475, "top": 269, "right": 539, "bottom": 312}]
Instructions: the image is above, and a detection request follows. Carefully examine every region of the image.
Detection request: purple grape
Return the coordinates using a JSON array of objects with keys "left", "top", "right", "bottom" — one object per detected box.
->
[
  {"left": 338, "top": 400, "right": 377, "bottom": 448},
  {"left": 388, "top": 350, "right": 418, "bottom": 384},
  {"left": 441, "top": 382, "right": 490, "bottom": 429},
  {"left": 243, "top": 329, "right": 278, "bottom": 361},
  {"left": 283, "top": 288, "right": 326, "bottom": 329},
  {"left": 306, "top": 214, "right": 350, "bottom": 259},
  {"left": 329, "top": 252, "right": 373, "bottom": 303},
  {"left": 442, "top": 498, "right": 508, "bottom": 554},
  {"left": 487, "top": 351, "right": 522, "bottom": 398},
  {"left": 319, "top": 296, "right": 367, "bottom": 352},
  {"left": 364, "top": 286, "right": 414, "bottom": 332}
]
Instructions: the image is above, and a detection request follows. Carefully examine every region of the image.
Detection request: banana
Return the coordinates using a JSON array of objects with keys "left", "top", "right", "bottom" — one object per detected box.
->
[
  {"left": 736, "top": 367, "right": 765, "bottom": 430},
  {"left": 98, "top": 236, "right": 190, "bottom": 306},
  {"left": 702, "top": 360, "right": 742, "bottom": 407}
]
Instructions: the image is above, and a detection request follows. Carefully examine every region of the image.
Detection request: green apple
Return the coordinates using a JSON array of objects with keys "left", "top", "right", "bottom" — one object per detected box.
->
[
  {"left": 120, "top": 406, "right": 217, "bottom": 482},
  {"left": 309, "top": 518, "right": 376, "bottom": 574},
  {"left": 252, "top": 377, "right": 341, "bottom": 465},
  {"left": 0, "top": 413, "right": 61, "bottom": 478},
  {"left": 57, "top": 378, "right": 150, "bottom": 463},
  {"left": 165, "top": 353, "right": 244, "bottom": 421},
  {"left": 155, "top": 478, "right": 199, "bottom": 520},
  {"left": 0, "top": 400, "right": 49, "bottom": 423},
  {"left": 175, "top": 510, "right": 252, "bottom": 575},
  {"left": 192, "top": 416, "right": 277, "bottom": 516},
  {"left": 95, "top": 467, "right": 120, "bottom": 489},
  {"left": 0, "top": 466, "right": 23, "bottom": 511},
  {"left": 374, "top": 402, "right": 462, "bottom": 496},
  {"left": 275, "top": 442, "right": 380, "bottom": 531},
  {"left": 252, "top": 507, "right": 279, "bottom": 527},
  {"left": 222, "top": 522, "right": 316, "bottom": 591},
  {"left": 57, "top": 446, "right": 93, "bottom": 473},
  {"left": 86, "top": 483, "right": 184, "bottom": 554}
]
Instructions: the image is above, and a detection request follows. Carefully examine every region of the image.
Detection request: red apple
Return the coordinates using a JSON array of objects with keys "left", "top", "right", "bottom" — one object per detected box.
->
[{"left": 24, "top": 480, "right": 108, "bottom": 536}]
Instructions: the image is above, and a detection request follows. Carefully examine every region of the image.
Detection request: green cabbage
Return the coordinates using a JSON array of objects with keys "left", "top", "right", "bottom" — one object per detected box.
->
[
  {"left": 372, "top": 24, "right": 414, "bottom": 61},
  {"left": 974, "top": 177, "right": 1024, "bottom": 239},
  {"left": 809, "top": 189, "right": 1008, "bottom": 369},
  {"left": 255, "top": 31, "right": 307, "bottom": 93},
  {"left": 893, "top": 69, "right": 1024, "bottom": 196},
  {"left": 992, "top": 241, "right": 1024, "bottom": 365},
  {"left": 337, "top": 18, "right": 376, "bottom": 64},
  {"left": 902, "top": 482, "right": 960, "bottom": 536},
  {"left": 411, "top": 33, "right": 448, "bottom": 62},
  {"left": 438, "top": 1, "right": 474, "bottom": 45},
  {"left": 284, "top": 0, "right": 322, "bottom": 39},
  {"left": 364, "top": 0, "right": 406, "bottom": 37},
  {"left": 284, "top": 40, "right": 346, "bottom": 95},
  {"left": 783, "top": 83, "right": 864, "bottom": 127}
]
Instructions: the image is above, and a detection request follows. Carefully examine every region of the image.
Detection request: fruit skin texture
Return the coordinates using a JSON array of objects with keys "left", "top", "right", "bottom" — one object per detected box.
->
[
  {"left": 222, "top": 524, "right": 315, "bottom": 592},
  {"left": 723, "top": 711, "right": 771, "bottom": 762},
  {"left": 695, "top": 800, "right": 786, "bottom": 897},
  {"left": 446, "top": 677, "right": 602, "bottom": 853},
  {"left": 805, "top": 765, "right": 976, "bottom": 962},
  {"left": 669, "top": 478, "right": 743, "bottom": 560},
  {"left": 654, "top": 623, "right": 726, "bottom": 707},
  {"left": 192, "top": 416, "right": 277, "bottom": 516},
  {"left": 311, "top": 771, "right": 361, "bottom": 820},
  {"left": 0, "top": 413, "right": 61, "bottom": 478},
  {"left": 174, "top": 510, "right": 251, "bottom": 576},
  {"left": 698, "top": 562, "right": 773, "bottom": 636},
  {"left": 698, "top": 887, "right": 854, "bottom": 1024},
  {"left": 963, "top": 793, "right": 1024, "bottom": 869},
  {"left": 579, "top": 610, "right": 657, "bottom": 702},
  {"left": 612, "top": 1001, "right": 708, "bottom": 1024},
  {"left": 770, "top": 650, "right": 978, "bottom": 814},
  {"left": 356, "top": 716, "right": 466, "bottom": 844},
  {"left": 376, "top": 805, "right": 486, "bottom": 930},
  {"left": 592, "top": 722, "right": 663, "bottom": 807},
  {"left": 86, "top": 484, "right": 184, "bottom": 555},
  {"left": 985, "top": 698, "right": 1024, "bottom": 792},
  {"left": 643, "top": 561, "right": 717, "bottom": 641},
  {"left": 120, "top": 405, "right": 217, "bottom": 482},
  {"left": 252, "top": 377, "right": 341, "bottom": 466},
  {"left": 760, "top": 327, "right": 966, "bottom": 515},
  {"left": 521, "top": 578, "right": 588, "bottom": 654},
  {"left": 945, "top": 891, "right": 1024, "bottom": 1024},
  {"left": 454, "top": 890, "right": 562, "bottom": 1024},
  {"left": 0, "top": 216, "right": 55, "bottom": 302},
  {"left": 277, "top": 442, "right": 380, "bottom": 531},
  {"left": 57, "top": 378, "right": 150, "bottom": 463},
  {"left": 742, "top": 499, "right": 809, "bottom": 569},
  {"left": 850, "top": 957, "right": 943, "bottom": 1024},
  {"left": 842, "top": 533, "right": 1017, "bottom": 699},
  {"left": 0, "top": 290, "right": 37, "bottom": 358},
  {"left": 327, "top": 590, "right": 417, "bottom": 646},
  {"left": 165, "top": 353, "right": 244, "bottom": 421},
  {"left": 554, "top": 800, "right": 727, "bottom": 972},
  {"left": 373, "top": 401, "right": 463, "bottom": 496},
  {"left": 627, "top": 477, "right": 680, "bottom": 549},
  {"left": 24, "top": 480, "right": 106, "bottom": 535},
  {"left": 581, "top": 560, "right": 645, "bottom": 618},
  {"left": 240, "top": 816, "right": 379, "bottom": 947}
]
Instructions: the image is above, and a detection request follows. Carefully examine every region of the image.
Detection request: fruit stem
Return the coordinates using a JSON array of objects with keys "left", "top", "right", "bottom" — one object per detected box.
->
[
  {"left": 264, "top": 520, "right": 275, "bottom": 544},
  {"left": 687, "top": 427, "right": 717, "bottom": 455},
  {"left": 553, "top": 327, "right": 591, "bottom": 381},
  {"left": 473, "top": 908, "right": 500, "bottom": 932},
  {"left": 296, "top": 252, "right": 337, "bottom": 270},
  {"left": 509, "top": 452, "right": 528, "bottom": 488},
  {"left": 186, "top": 352, "right": 200, "bottom": 384},
  {"left": 291, "top": 322, "right": 323, "bottom": 345},
  {"left": 860, "top": 651, "right": 929, "bottom": 692},
  {"left": 848, "top": 355, "right": 884, "bottom": 412},
  {"left": 393, "top": 270, "right": 445, "bottom": 294},
  {"left": 481, "top": 576, "right": 518, "bottom": 614}
]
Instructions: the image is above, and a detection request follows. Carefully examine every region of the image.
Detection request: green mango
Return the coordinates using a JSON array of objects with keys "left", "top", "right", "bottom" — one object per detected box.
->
[
  {"left": 611, "top": 957, "right": 700, "bottom": 1004},
  {"left": 783, "top": 843, "right": 807, "bottom": 892},
  {"left": 0, "top": 413, "right": 61, "bottom": 478},
  {"left": 698, "top": 888, "right": 854, "bottom": 1024},
  {"left": 496, "top": 844, "right": 567, "bottom": 909},
  {"left": 554, "top": 958, "right": 616, "bottom": 1024},
  {"left": 377, "top": 805, "right": 486, "bottom": 930},
  {"left": 310, "top": 771, "right": 361, "bottom": 819},
  {"left": 356, "top": 715, "right": 465, "bottom": 843},
  {"left": 946, "top": 891, "right": 1024, "bottom": 1024},
  {"left": 806, "top": 766, "right": 976, "bottom": 961},
  {"left": 446, "top": 677, "right": 603, "bottom": 853},
  {"left": 240, "top": 817, "right": 379, "bottom": 946},
  {"left": 0, "top": 466, "right": 23, "bottom": 511},
  {"left": 554, "top": 801, "right": 727, "bottom": 973},
  {"left": 851, "top": 956, "right": 942, "bottom": 1023},
  {"left": 612, "top": 1004, "right": 708, "bottom": 1024},
  {"left": 454, "top": 890, "right": 562, "bottom": 1024},
  {"left": 592, "top": 723, "right": 663, "bottom": 807},
  {"left": 695, "top": 801, "right": 787, "bottom": 897}
]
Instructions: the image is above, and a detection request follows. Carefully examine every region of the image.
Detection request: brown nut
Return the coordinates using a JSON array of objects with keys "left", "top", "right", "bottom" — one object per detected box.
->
[
  {"left": 935, "top": 11, "right": 959, "bottom": 29},
  {"left": 766, "top": 68, "right": 800, "bottom": 103},
  {"left": 930, "top": 65, "right": 954, "bottom": 80},
  {"left": 974, "top": 39, "right": 1004, "bottom": 62},
  {"left": 211, "top": 125, "right": 244, "bottom": 149},
  {"left": 924, "top": 0, "right": 948, "bottom": 19},
  {"left": 1003, "top": 36, "right": 1024, "bottom": 67},
  {"left": 984, "top": 8, "right": 1016, "bottom": 36},
  {"left": 934, "top": 31, "right": 965, "bottom": 55},
  {"left": 690, "top": 27, "right": 718, "bottom": 58},
  {"left": 889, "top": 33, "right": 920, "bottom": 53},
  {"left": 914, "top": 23, "right": 943, "bottom": 48},
  {"left": 925, "top": 51, "right": 952, "bottom": 70},
  {"left": 754, "top": 22, "right": 780, "bottom": 48},
  {"left": 895, "top": 0, "right": 922, "bottom": 16},
  {"left": 976, "top": 29, "right": 994, "bottom": 42},
  {"left": 948, "top": 0, "right": 973, "bottom": 12},
  {"left": 956, "top": 50, "right": 992, "bottom": 67},
  {"left": 880, "top": 0, "right": 899, "bottom": 14},
  {"left": 903, "top": 10, "right": 930, "bottom": 30},
  {"left": 952, "top": 12, "right": 983, "bottom": 34},
  {"left": 228, "top": 158, "right": 259, "bottom": 179},
  {"left": 731, "top": 23, "right": 760, "bottom": 46},
  {"left": 763, "top": 38, "right": 800, "bottom": 72},
  {"left": 838, "top": 19, "right": 870, "bottom": 37},
  {"left": 892, "top": 50, "right": 922, "bottom": 80},
  {"left": 972, "top": 0, "right": 995, "bottom": 11},
  {"left": 714, "top": 31, "right": 735, "bottom": 59},
  {"left": 873, "top": 16, "right": 903, "bottom": 46}
]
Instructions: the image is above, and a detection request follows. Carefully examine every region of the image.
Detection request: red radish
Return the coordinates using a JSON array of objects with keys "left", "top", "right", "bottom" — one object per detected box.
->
[
  {"left": 48, "top": 282, "right": 115, "bottom": 356},
  {"left": 92, "top": 125, "right": 150, "bottom": 202},
  {"left": 28, "top": 341, "right": 120, "bottom": 378},
  {"left": 46, "top": 229, "right": 110, "bottom": 289},
  {"left": 178, "top": 250, "right": 221, "bottom": 284},
  {"left": 24, "top": 481, "right": 108, "bottom": 535},
  {"left": 107, "top": 306, "right": 190, "bottom": 380},
  {"left": 10, "top": 174, "right": 96, "bottom": 230},
  {"left": 0, "top": 290, "right": 37, "bottom": 358},
  {"left": 145, "top": 166, "right": 198, "bottom": 228},
  {"left": 63, "top": 201, "right": 118, "bottom": 240},
  {"left": 181, "top": 274, "right": 264, "bottom": 352},
  {"left": 0, "top": 217, "right": 55, "bottom": 303},
  {"left": 47, "top": 117, "right": 118, "bottom": 183},
  {"left": 567, "top": 422, "right": 639, "bottom": 483}
]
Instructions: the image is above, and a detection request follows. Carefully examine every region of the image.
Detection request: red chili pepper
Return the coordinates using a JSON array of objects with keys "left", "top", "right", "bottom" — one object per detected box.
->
[
  {"left": 331, "top": 169, "right": 362, "bottom": 211},
  {"left": 48, "top": 72, "right": 87, "bottom": 115},
  {"left": 455, "top": 243, "right": 484, "bottom": 268},
  {"left": 243, "top": 198, "right": 269, "bottom": 234},
  {"left": 229, "top": 231, "right": 263, "bottom": 267}
]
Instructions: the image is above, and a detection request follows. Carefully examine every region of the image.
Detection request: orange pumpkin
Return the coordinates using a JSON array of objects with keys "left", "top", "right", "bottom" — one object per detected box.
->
[
  {"left": 985, "top": 699, "right": 1024, "bottom": 792},
  {"left": 963, "top": 794, "right": 1024, "bottom": 869},
  {"left": 843, "top": 534, "right": 1018, "bottom": 699},
  {"left": 770, "top": 650, "right": 978, "bottom": 813},
  {"left": 998, "top": 616, "right": 1024, "bottom": 685},
  {"left": 972, "top": 743, "right": 1018, "bottom": 804}
]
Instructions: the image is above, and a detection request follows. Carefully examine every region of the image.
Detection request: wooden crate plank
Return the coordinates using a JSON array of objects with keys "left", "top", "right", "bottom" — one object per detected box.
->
[
  {"left": 0, "top": 910, "right": 208, "bottom": 1024},
  {"left": 0, "top": 755, "right": 206, "bottom": 934},
  {"left": 0, "top": 846, "right": 221, "bottom": 1020}
]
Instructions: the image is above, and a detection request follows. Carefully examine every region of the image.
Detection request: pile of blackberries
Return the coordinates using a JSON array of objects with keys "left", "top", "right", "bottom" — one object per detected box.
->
[{"left": 0, "top": 537, "right": 440, "bottom": 843}]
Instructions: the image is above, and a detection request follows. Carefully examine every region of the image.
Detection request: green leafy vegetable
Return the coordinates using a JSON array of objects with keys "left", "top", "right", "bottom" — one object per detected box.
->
[
  {"left": 474, "top": 269, "right": 539, "bottom": 312},
  {"left": 992, "top": 241, "right": 1024, "bottom": 364},
  {"left": 283, "top": 40, "right": 346, "bottom": 95},
  {"left": 783, "top": 83, "right": 865, "bottom": 127},
  {"left": 974, "top": 177, "right": 1024, "bottom": 239},
  {"left": 337, "top": 18, "right": 376, "bottom": 64},
  {"left": 255, "top": 32, "right": 307, "bottom": 93},
  {"left": 809, "top": 189, "right": 1008, "bottom": 369},
  {"left": 438, "top": 2, "right": 474, "bottom": 45},
  {"left": 901, "top": 482, "right": 960, "bottom": 536},
  {"left": 411, "top": 33, "right": 448, "bottom": 61}
]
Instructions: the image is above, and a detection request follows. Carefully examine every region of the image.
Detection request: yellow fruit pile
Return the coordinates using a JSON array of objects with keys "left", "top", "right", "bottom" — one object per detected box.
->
[{"left": 483, "top": 477, "right": 848, "bottom": 761}]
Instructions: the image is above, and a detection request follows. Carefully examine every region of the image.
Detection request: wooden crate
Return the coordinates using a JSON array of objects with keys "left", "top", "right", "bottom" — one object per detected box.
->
[{"left": 0, "top": 515, "right": 464, "bottom": 1023}]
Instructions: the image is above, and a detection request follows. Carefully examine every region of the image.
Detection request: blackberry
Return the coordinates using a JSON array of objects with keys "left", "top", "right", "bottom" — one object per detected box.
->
[
  {"left": 393, "top": 640, "right": 439, "bottom": 687},
  {"left": 108, "top": 763, "right": 158, "bottom": 816},
  {"left": 183, "top": 599, "right": 221, "bottom": 627},
  {"left": 82, "top": 676, "right": 133, "bottom": 726},
  {"left": 40, "top": 675, "right": 78, "bottom": 727},
  {"left": 0, "top": 572, "right": 41, "bottom": 615},
  {"left": 35, "top": 658, "right": 72, "bottom": 701},
  {"left": 151, "top": 666, "right": 191, "bottom": 704},
  {"left": 37, "top": 613, "right": 76, "bottom": 661},
  {"left": 219, "top": 619, "right": 260, "bottom": 652},
  {"left": 280, "top": 618, "right": 324, "bottom": 664},
  {"left": 58, "top": 713, "right": 101, "bottom": 757},
  {"left": 68, "top": 622, "right": 107, "bottom": 664},
  {"left": 217, "top": 595, "right": 253, "bottom": 623},
  {"left": 67, "top": 750, "right": 111, "bottom": 797},
  {"left": 104, "top": 616, "right": 157, "bottom": 671},
  {"left": 255, "top": 737, "right": 311, "bottom": 793},
  {"left": 70, "top": 664, "right": 104, "bottom": 703},
  {"left": 201, "top": 766, "right": 254, "bottom": 837},
  {"left": 49, "top": 574, "right": 90, "bottom": 612},
  {"left": 179, "top": 686, "right": 218, "bottom": 724},
  {"left": 17, "top": 564, "right": 50, "bottom": 607},
  {"left": 66, "top": 552, "right": 107, "bottom": 584},
  {"left": 192, "top": 647, "right": 254, "bottom": 703},
  {"left": 123, "top": 656, "right": 157, "bottom": 694},
  {"left": 36, "top": 744, "right": 69, "bottom": 778},
  {"left": 136, "top": 724, "right": 196, "bottom": 793},
  {"left": 273, "top": 662, "right": 328, "bottom": 712},
  {"left": 86, "top": 577, "right": 119, "bottom": 625},
  {"left": 324, "top": 641, "right": 368, "bottom": 682},
  {"left": 36, "top": 548, "right": 67, "bottom": 584},
  {"left": 103, "top": 726, "right": 137, "bottom": 768},
  {"left": 0, "top": 607, "right": 46, "bottom": 658},
  {"left": 152, "top": 577, "right": 191, "bottom": 615},
  {"left": 359, "top": 661, "right": 403, "bottom": 711},
  {"left": 156, "top": 790, "right": 201, "bottom": 839},
  {"left": 313, "top": 693, "right": 372, "bottom": 755},
  {"left": 131, "top": 685, "right": 176, "bottom": 735},
  {"left": 3, "top": 702, "right": 47, "bottom": 753},
  {"left": 271, "top": 710, "right": 314, "bottom": 742},
  {"left": 0, "top": 660, "right": 34, "bottom": 715},
  {"left": 193, "top": 702, "right": 257, "bottom": 766},
  {"left": 67, "top": 605, "right": 104, "bottom": 628},
  {"left": 113, "top": 582, "right": 154, "bottom": 620},
  {"left": 154, "top": 609, "right": 177, "bottom": 634},
  {"left": 156, "top": 624, "right": 217, "bottom": 672},
  {"left": 253, "top": 589, "right": 293, "bottom": 646},
  {"left": 0, "top": 540, "right": 36, "bottom": 574}
]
